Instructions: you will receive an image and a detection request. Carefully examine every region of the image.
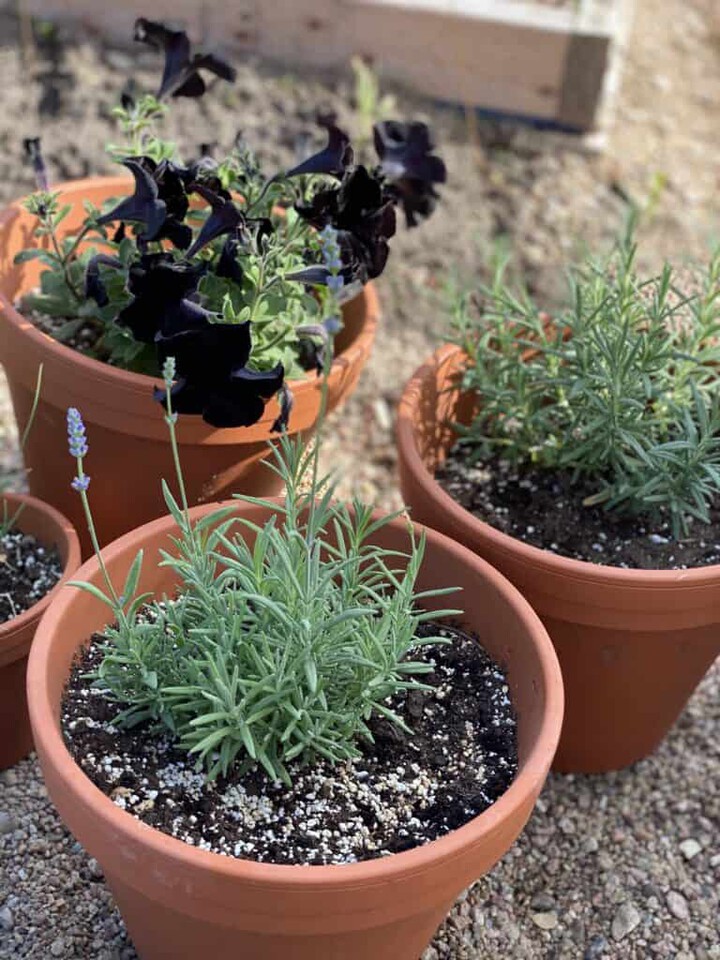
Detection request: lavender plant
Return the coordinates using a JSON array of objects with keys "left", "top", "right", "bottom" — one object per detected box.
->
[
  {"left": 17, "top": 17, "right": 446, "bottom": 431},
  {"left": 453, "top": 231, "right": 720, "bottom": 536},
  {"left": 68, "top": 240, "right": 459, "bottom": 784}
]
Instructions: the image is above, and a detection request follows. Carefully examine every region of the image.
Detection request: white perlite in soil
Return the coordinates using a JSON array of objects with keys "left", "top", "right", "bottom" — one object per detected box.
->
[
  {"left": 0, "top": 530, "right": 62, "bottom": 624},
  {"left": 60, "top": 629, "right": 517, "bottom": 866}
]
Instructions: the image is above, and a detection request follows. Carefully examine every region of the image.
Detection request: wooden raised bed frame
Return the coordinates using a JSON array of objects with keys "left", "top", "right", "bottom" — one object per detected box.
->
[{"left": 23, "top": 0, "right": 633, "bottom": 131}]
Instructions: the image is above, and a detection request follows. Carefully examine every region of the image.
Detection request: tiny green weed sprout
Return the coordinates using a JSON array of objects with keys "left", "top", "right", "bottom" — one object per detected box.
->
[
  {"left": 0, "top": 364, "right": 44, "bottom": 536},
  {"left": 453, "top": 231, "right": 720, "bottom": 538}
]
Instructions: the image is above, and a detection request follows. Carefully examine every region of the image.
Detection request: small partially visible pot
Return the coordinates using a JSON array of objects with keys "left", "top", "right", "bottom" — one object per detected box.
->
[{"left": 0, "top": 492, "right": 80, "bottom": 769}]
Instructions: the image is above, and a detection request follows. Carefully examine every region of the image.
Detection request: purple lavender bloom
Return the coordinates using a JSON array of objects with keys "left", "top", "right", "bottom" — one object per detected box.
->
[
  {"left": 71, "top": 475, "right": 91, "bottom": 492},
  {"left": 67, "top": 408, "right": 88, "bottom": 458}
]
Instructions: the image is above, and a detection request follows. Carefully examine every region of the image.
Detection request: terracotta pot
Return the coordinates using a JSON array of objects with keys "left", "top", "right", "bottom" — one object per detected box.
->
[
  {"left": 27, "top": 500, "right": 562, "bottom": 960},
  {"left": 0, "top": 492, "right": 80, "bottom": 769},
  {"left": 397, "top": 345, "right": 720, "bottom": 773},
  {"left": 0, "top": 177, "right": 379, "bottom": 554}
]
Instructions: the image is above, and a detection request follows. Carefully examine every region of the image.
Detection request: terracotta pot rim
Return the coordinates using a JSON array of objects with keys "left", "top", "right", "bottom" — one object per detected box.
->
[
  {"left": 398, "top": 344, "right": 720, "bottom": 590},
  {"left": 27, "top": 498, "right": 563, "bottom": 889},
  {"left": 0, "top": 491, "right": 81, "bottom": 661},
  {"left": 0, "top": 175, "right": 378, "bottom": 422}
]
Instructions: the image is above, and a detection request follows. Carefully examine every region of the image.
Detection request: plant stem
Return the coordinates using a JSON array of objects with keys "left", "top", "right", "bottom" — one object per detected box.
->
[
  {"left": 76, "top": 458, "right": 125, "bottom": 622},
  {"left": 165, "top": 396, "right": 191, "bottom": 522}
]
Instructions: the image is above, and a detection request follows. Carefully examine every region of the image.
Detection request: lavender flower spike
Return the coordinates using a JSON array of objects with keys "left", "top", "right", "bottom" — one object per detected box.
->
[
  {"left": 67, "top": 408, "right": 88, "bottom": 458},
  {"left": 162, "top": 356, "right": 177, "bottom": 387},
  {"left": 71, "top": 475, "right": 91, "bottom": 492}
]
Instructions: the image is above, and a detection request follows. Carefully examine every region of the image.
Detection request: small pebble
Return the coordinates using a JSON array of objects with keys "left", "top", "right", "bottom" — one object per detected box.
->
[
  {"left": 611, "top": 901, "right": 641, "bottom": 940},
  {"left": 0, "top": 811, "right": 16, "bottom": 835},
  {"left": 531, "top": 910, "right": 558, "bottom": 930},
  {"left": 666, "top": 890, "right": 690, "bottom": 920},
  {"left": 679, "top": 838, "right": 702, "bottom": 860}
]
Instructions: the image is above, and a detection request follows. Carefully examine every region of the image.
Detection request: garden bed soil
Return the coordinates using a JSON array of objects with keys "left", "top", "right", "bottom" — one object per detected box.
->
[
  {"left": 0, "top": 528, "right": 62, "bottom": 624},
  {"left": 60, "top": 623, "right": 517, "bottom": 867},
  {"left": 437, "top": 449, "right": 720, "bottom": 570}
]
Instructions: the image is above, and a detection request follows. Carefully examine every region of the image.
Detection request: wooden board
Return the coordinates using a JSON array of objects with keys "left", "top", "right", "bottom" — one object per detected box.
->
[{"left": 17, "top": 0, "right": 634, "bottom": 131}]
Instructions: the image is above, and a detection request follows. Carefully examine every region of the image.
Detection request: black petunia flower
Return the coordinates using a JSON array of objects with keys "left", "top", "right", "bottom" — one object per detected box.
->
[
  {"left": 216, "top": 237, "right": 244, "bottom": 285},
  {"left": 184, "top": 184, "right": 245, "bottom": 259},
  {"left": 296, "top": 165, "right": 396, "bottom": 283},
  {"left": 134, "top": 18, "right": 236, "bottom": 100},
  {"left": 117, "top": 254, "right": 209, "bottom": 343},
  {"left": 147, "top": 159, "right": 193, "bottom": 249},
  {"left": 84, "top": 254, "right": 123, "bottom": 308},
  {"left": 286, "top": 117, "right": 354, "bottom": 179},
  {"left": 156, "top": 320, "right": 284, "bottom": 428},
  {"left": 96, "top": 159, "right": 167, "bottom": 243},
  {"left": 373, "top": 121, "right": 446, "bottom": 228},
  {"left": 185, "top": 183, "right": 274, "bottom": 261}
]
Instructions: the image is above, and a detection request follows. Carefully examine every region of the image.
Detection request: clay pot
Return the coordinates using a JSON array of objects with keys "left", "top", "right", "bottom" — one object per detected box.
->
[
  {"left": 0, "top": 493, "right": 80, "bottom": 769},
  {"left": 397, "top": 345, "right": 720, "bottom": 773},
  {"left": 0, "top": 177, "right": 379, "bottom": 554},
  {"left": 27, "top": 500, "right": 562, "bottom": 960}
]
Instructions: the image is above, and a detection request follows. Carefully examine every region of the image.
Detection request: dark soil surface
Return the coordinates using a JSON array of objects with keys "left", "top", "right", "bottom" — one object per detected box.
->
[
  {"left": 0, "top": 528, "right": 62, "bottom": 624},
  {"left": 61, "top": 622, "right": 517, "bottom": 866},
  {"left": 437, "top": 449, "right": 720, "bottom": 570}
]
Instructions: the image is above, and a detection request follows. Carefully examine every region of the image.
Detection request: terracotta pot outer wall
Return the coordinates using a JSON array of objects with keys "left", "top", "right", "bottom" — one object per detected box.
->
[
  {"left": 0, "top": 178, "right": 379, "bottom": 554},
  {"left": 27, "top": 501, "right": 562, "bottom": 959},
  {"left": 397, "top": 345, "right": 720, "bottom": 772},
  {"left": 0, "top": 492, "right": 80, "bottom": 769}
]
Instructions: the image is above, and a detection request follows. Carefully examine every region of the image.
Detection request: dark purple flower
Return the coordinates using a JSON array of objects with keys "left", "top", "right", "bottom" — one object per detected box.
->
[
  {"left": 296, "top": 166, "right": 396, "bottom": 283},
  {"left": 184, "top": 184, "right": 245, "bottom": 259},
  {"left": 148, "top": 159, "right": 193, "bottom": 250},
  {"left": 117, "top": 254, "right": 209, "bottom": 343},
  {"left": 185, "top": 183, "right": 273, "bottom": 261},
  {"left": 156, "top": 320, "right": 284, "bottom": 428},
  {"left": 373, "top": 121, "right": 446, "bottom": 228},
  {"left": 285, "top": 265, "right": 335, "bottom": 287},
  {"left": 216, "top": 237, "right": 244, "bottom": 284},
  {"left": 84, "top": 254, "right": 123, "bottom": 308},
  {"left": 101, "top": 157, "right": 192, "bottom": 250},
  {"left": 286, "top": 118, "right": 354, "bottom": 179},
  {"left": 133, "top": 18, "right": 236, "bottom": 100},
  {"left": 96, "top": 159, "right": 167, "bottom": 243},
  {"left": 296, "top": 322, "right": 329, "bottom": 376}
]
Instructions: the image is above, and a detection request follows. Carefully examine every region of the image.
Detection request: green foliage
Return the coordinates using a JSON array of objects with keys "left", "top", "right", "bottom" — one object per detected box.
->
[
  {"left": 107, "top": 95, "right": 174, "bottom": 160},
  {"left": 453, "top": 233, "right": 720, "bottom": 536},
  {"left": 351, "top": 56, "right": 396, "bottom": 150},
  {"left": 16, "top": 91, "right": 342, "bottom": 379},
  {"left": 0, "top": 365, "right": 44, "bottom": 536},
  {"left": 82, "top": 430, "right": 458, "bottom": 784}
]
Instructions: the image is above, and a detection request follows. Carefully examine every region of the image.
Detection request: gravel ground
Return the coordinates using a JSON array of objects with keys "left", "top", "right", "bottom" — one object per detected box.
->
[{"left": 1, "top": 0, "right": 719, "bottom": 957}]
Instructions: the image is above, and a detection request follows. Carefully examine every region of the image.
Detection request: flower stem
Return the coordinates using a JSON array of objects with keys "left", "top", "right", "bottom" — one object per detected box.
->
[{"left": 76, "top": 457, "right": 125, "bottom": 621}]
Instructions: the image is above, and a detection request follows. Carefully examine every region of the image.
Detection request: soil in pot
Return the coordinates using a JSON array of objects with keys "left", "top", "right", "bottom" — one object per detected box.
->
[
  {"left": 61, "top": 622, "right": 518, "bottom": 866},
  {"left": 438, "top": 449, "right": 720, "bottom": 570},
  {"left": 0, "top": 528, "right": 63, "bottom": 624}
]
